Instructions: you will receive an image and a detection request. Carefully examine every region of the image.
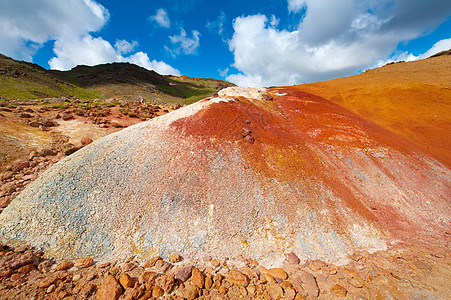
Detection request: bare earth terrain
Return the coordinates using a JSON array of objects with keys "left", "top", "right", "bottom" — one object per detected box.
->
[{"left": 0, "top": 55, "right": 450, "bottom": 299}]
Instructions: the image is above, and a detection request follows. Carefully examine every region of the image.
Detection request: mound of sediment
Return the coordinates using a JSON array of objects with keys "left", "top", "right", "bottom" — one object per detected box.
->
[{"left": 0, "top": 86, "right": 449, "bottom": 264}]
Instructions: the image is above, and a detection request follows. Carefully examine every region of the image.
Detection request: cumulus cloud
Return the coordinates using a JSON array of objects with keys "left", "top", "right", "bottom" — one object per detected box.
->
[
  {"left": 48, "top": 35, "right": 180, "bottom": 75},
  {"left": 167, "top": 28, "right": 201, "bottom": 56},
  {"left": 0, "top": 0, "right": 179, "bottom": 75},
  {"left": 149, "top": 8, "right": 171, "bottom": 28},
  {"left": 227, "top": 0, "right": 451, "bottom": 87},
  {"left": 115, "top": 40, "right": 138, "bottom": 55},
  {"left": 0, "top": 0, "right": 108, "bottom": 60}
]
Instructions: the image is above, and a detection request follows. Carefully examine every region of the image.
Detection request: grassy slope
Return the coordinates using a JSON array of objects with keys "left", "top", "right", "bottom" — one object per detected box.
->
[
  {"left": 0, "top": 54, "right": 98, "bottom": 100},
  {"left": 51, "top": 63, "right": 235, "bottom": 105},
  {"left": 295, "top": 54, "right": 451, "bottom": 168},
  {"left": 0, "top": 54, "right": 234, "bottom": 106}
]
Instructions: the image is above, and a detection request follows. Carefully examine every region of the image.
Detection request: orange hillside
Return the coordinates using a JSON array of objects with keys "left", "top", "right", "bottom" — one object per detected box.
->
[{"left": 294, "top": 55, "right": 451, "bottom": 168}]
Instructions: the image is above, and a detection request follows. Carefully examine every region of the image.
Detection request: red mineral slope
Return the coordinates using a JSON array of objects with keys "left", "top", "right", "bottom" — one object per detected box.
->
[
  {"left": 1, "top": 83, "right": 448, "bottom": 265},
  {"left": 296, "top": 55, "right": 451, "bottom": 168}
]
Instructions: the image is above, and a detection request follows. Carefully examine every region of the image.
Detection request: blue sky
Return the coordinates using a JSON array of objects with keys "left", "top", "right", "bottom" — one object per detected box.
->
[{"left": 0, "top": 0, "right": 450, "bottom": 87}]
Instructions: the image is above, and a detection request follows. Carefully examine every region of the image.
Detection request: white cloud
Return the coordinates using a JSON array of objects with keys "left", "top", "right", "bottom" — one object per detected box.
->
[
  {"left": 149, "top": 8, "right": 170, "bottom": 28},
  {"left": 287, "top": 0, "right": 306, "bottom": 13},
  {"left": 0, "top": 0, "right": 179, "bottom": 75},
  {"left": 48, "top": 35, "right": 180, "bottom": 75},
  {"left": 206, "top": 11, "right": 226, "bottom": 36},
  {"left": 0, "top": 0, "right": 108, "bottom": 60},
  {"left": 115, "top": 40, "right": 138, "bottom": 55},
  {"left": 219, "top": 68, "right": 229, "bottom": 78},
  {"left": 167, "top": 28, "right": 201, "bottom": 56},
  {"left": 227, "top": 0, "right": 451, "bottom": 87},
  {"left": 126, "top": 52, "right": 180, "bottom": 75}
]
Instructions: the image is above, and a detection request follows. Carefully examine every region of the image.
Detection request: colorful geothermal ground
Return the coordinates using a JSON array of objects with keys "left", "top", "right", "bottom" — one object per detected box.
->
[{"left": 0, "top": 54, "right": 450, "bottom": 269}]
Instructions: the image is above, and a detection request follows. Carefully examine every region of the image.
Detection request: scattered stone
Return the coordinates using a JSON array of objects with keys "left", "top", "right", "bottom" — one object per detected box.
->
[
  {"left": 169, "top": 253, "right": 182, "bottom": 263},
  {"left": 56, "top": 260, "right": 74, "bottom": 271},
  {"left": 331, "top": 284, "right": 347, "bottom": 297},
  {"left": 295, "top": 271, "right": 319, "bottom": 298},
  {"left": 219, "top": 286, "right": 228, "bottom": 294},
  {"left": 175, "top": 265, "right": 193, "bottom": 282},
  {"left": 19, "top": 112, "right": 32, "bottom": 118},
  {"left": 62, "top": 113, "right": 74, "bottom": 121},
  {"left": 152, "top": 285, "right": 165, "bottom": 298},
  {"left": 266, "top": 284, "right": 284, "bottom": 299},
  {"left": 62, "top": 143, "right": 79, "bottom": 155},
  {"left": 81, "top": 137, "right": 93, "bottom": 146},
  {"left": 155, "top": 273, "right": 175, "bottom": 293},
  {"left": 40, "top": 148, "right": 56, "bottom": 157},
  {"left": 143, "top": 256, "right": 161, "bottom": 268},
  {"left": 46, "top": 284, "right": 56, "bottom": 294},
  {"left": 38, "top": 260, "right": 53, "bottom": 273},
  {"left": 286, "top": 252, "right": 300, "bottom": 264},
  {"left": 119, "top": 273, "right": 134, "bottom": 289},
  {"left": 11, "top": 161, "right": 29, "bottom": 172},
  {"left": 75, "top": 257, "right": 94, "bottom": 268},
  {"left": 267, "top": 268, "right": 288, "bottom": 280},
  {"left": 8, "top": 252, "right": 36, "bottom": 270},
  {"left": 0, "top": 269, "right": 12, "bottom": 279},
  {"left": 39, "top": 275, "right": 59, "bottom": 289},
  {"left": 121, "top": 262, "right": 136, "bottom": 272},
  {"left": 140, "top": 270, "right": 158, "bottom": 285},
  {"left": 176, "top": 283, "right": 200, "bottom": 300},
  {"left": 191, "top": 267, "right": 205, "bottom": 289},
  {"left": 96, "top": 274, "right": 123, "bottom": 300},
  {"left": 228, "top": 270, "right": 250, "bottom": 287},
  {"left": 154, "top": 259, "right": 172, "bottom": 273},
  {"left": 17, "top": 263, "right": 34, "bottom": 274},
  {"left": 80, "top": 283, "right": 96, "bottom": 297},
  {"left": 205, "top": 275, "right": 213, "bottom": 289}
]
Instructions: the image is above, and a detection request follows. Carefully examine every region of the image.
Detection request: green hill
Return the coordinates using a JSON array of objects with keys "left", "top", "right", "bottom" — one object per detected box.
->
[
  {"left": 0, "top": 54, "right": 234, "bottom": 105},
  {"left": 0, "top": 54, "right": 98, "bottom": 100}
]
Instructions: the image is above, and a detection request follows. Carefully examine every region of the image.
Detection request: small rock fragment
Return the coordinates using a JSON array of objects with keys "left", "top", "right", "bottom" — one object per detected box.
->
[
  {"left": 191, "top": 267, "right": 205, "bottom": 289},
  {"left": 175, "top": 265, "right": 193, "bottom": 282},
  {"left": 56, "top": 260, "right": 74, "bottom": 271},
  {"left": 152, "top": 285, "right": 165, "bottom": 298},
  {"left": 169, "top": 253, "right": 182, "bottom": 263},
  {"left": 267, "top": 268, "right": 288, "bottom": 280},
  {"left": 96, "top": 275, "right": 123, "bottom": 300},
  {"left": 75, "top": 257, "right": 94, "bottom": 269},
  {"left": 331, "top": 284, "right": 347, "bottom": 297},
  {"left": 228, "top": 270, "right": 250, "bottom": 287},
  {"left": 81, "top": 137, "right": 93, "bottom": 146},
  {"left": 286, "top": 252, "right": 300, "bottom": 264},
  {"left": 143, "top": 256, "right": 162, "bottom": 268},
  {"left": 119, "top": 273, "right": 134, "bottom": 289},
  {"left": 155, "top": 273, "right": 175, "bottom": 293}
]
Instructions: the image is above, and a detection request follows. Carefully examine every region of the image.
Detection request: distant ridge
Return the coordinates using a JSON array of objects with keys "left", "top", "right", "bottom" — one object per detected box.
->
[{"left": 0, "top": 54, "right": 234, "bottom": 105}]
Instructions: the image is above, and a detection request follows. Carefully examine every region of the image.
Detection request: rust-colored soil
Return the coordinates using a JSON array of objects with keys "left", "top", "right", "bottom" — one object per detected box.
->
[{"left": 294, "top": 56, "right": 451, "bottom": 168}]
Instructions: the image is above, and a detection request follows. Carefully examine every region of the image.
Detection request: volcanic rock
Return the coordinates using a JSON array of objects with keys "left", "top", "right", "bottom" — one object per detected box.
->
[
  {"left": 0, "top": 86, "right": 449, "bottom": 266},
  {"left": 96, "top": 274, "right": 123, "bottom": 300}
]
